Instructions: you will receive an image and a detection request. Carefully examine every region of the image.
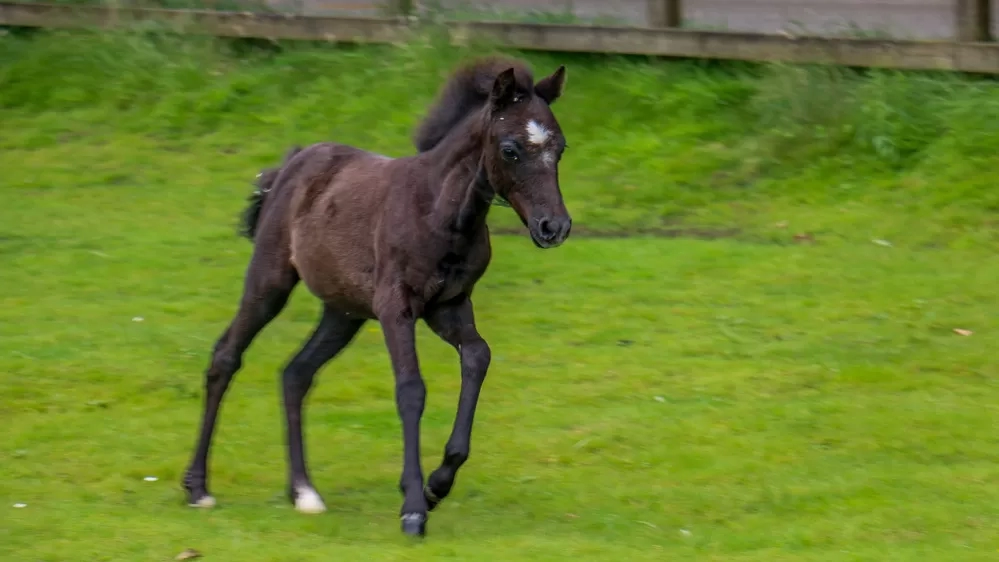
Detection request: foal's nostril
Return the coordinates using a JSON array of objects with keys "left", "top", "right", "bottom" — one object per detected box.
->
[{"left": 538, "top": 218, "right": 558, "bottom": 241}]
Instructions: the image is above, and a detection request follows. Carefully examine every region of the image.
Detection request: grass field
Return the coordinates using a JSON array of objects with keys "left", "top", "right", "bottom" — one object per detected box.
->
[{"left": 2, "top": 27, "right": 999, "bottom": 561}]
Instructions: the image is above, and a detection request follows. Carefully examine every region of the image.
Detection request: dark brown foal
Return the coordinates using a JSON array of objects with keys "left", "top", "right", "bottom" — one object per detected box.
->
[{"left": 182, "top": 57, "right": 572, "bottom": 537}]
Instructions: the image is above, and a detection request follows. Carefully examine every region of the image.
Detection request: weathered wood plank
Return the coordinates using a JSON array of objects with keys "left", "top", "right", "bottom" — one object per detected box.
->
[
  {"left": 0, "top": 2, "right": 410, "bottom": 42},
  {"left": 2, "top": 2, "right": 999, "bottom": 74}
]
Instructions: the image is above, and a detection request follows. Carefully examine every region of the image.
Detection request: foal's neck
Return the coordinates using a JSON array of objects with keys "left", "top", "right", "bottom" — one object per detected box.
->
[{"left": 424, "top": 114, "right": 494, "bottom": 237}]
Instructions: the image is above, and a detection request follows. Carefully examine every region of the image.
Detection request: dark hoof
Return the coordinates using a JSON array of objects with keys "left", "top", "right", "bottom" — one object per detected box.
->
[
  {"left": 424, "top": 486, "right": 442, "bottom": 512},
  {"left": 400, "top": 513, "right": 427, "bottom": 537}
]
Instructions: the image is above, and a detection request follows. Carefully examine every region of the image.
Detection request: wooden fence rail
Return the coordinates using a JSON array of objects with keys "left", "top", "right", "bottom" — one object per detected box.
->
[{"left": 1, "top": 2, "right": 999, "bottom": 74}]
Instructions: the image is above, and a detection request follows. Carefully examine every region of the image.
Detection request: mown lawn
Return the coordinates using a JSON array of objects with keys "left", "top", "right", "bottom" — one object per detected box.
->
[{"left": 2, "top": 29, "right": 999, "bottom": 561}]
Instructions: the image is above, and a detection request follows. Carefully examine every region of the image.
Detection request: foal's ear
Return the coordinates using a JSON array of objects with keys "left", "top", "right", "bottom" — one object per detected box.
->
[
  {"left": 534, "top": 65, "right": 566, "bottom": 105},
  {"left": 490, "top": 67, "right": 517, "bottom": 111}
]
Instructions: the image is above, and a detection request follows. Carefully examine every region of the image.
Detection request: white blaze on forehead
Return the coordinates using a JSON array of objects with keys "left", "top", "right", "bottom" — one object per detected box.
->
[{"left": 526, "top": 120, "right": 550, "bottom": 146}]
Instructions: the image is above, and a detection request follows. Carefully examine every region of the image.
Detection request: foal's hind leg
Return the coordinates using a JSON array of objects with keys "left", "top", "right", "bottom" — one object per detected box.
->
[
  {"left": 282, "top": 305, "right": 365, "bottom": 514},
  {"left": 183, "top": 256, "right": 298, "bottom": 508},
  {"left": 422, "top": 295, "right": 491, "bottom": 511}
]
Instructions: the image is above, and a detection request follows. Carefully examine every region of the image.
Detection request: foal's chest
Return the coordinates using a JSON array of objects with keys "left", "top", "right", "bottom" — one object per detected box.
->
[{"left": 423, "top": 248, "right": 488, "bottom": 304}]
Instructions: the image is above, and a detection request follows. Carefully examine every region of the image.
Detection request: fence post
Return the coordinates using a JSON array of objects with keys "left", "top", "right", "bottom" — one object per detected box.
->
[
  {"left": 955, "top": 0, "right": 992, "bottom": 41},
  {"left": 386, "top": 0, "right": 415, "bottom": 17},
  {"left": 647, "top": 0, "right": 682, "bottom": 28}
]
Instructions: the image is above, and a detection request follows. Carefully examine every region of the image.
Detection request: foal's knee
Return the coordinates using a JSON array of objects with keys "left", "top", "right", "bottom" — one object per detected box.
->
[{"left": 461, "top": 339, "right": 491, "bottom": 379}]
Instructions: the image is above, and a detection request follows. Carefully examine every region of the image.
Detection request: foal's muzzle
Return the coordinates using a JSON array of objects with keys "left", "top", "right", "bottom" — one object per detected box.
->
[{"left": 530, "top": 215, "right": 572, "bottom": 249}]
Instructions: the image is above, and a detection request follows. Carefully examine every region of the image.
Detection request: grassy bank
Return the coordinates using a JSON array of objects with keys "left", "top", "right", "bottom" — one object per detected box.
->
[
  {"left": 2, "top": 29, "right": 998, "bottom": 561},
  {"left": 3, "top": 28, "right": 999, "bottom": 246}
]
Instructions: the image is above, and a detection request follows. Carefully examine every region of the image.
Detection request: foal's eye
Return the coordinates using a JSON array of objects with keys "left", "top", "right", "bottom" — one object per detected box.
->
[{"left": 501, "top": 147, "right": 519, "bottom": 162}]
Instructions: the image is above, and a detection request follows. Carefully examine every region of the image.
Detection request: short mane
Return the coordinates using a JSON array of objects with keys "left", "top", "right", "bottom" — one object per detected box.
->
[{"left": 413, "top": 57, "right": 535, "bottom": 153}]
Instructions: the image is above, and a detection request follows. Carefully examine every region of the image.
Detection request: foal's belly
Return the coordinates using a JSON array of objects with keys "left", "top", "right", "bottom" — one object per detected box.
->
[{"left": 290, "top": 230, "right": 378, "bottom": 318}]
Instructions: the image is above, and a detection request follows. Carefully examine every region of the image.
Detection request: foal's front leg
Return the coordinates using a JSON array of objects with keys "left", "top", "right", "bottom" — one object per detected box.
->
[
  {"left": 376, "top": 295, "right": 430, "bottom": 536},
  {"left": 423, "top": 296, "right": 491, "bottom": 511}
]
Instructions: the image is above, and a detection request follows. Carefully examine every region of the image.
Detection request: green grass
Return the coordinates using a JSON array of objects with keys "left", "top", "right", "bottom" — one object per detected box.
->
[{"left": 3, "top": 28, "right": 999, "bottom": 560}]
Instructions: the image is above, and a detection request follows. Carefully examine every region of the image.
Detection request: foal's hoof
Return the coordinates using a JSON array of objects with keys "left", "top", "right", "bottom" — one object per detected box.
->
[
  {"left": 293, "top": 487, "right": 327, "bottom": 514},
  {"left": 183, "top": 472, "right": 215, "bottom": 509},
  {"left": 187, "top": 494, "right": 217, "bottom": 509},
  {"left": 400, "top": 513, "right": 427, "bottom": 537}
]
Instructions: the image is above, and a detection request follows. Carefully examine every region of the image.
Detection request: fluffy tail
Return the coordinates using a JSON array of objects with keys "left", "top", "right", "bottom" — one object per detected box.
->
[{"left": 239, "top": 145, "right": 303, "bottom": 241}]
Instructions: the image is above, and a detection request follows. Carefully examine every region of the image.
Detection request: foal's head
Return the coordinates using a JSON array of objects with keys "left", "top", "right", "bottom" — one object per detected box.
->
[{"left": 481, "top": 66, "right": 571, "bottom": 249}]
